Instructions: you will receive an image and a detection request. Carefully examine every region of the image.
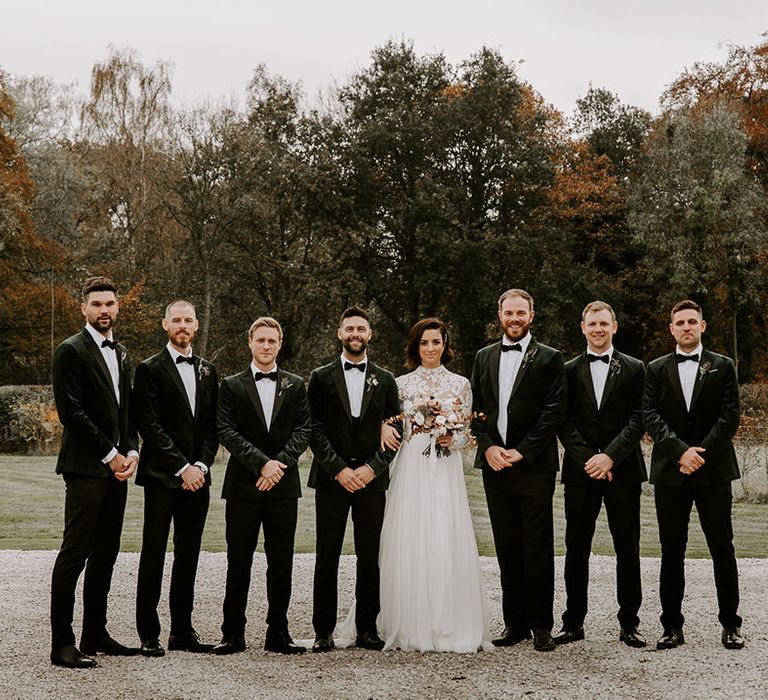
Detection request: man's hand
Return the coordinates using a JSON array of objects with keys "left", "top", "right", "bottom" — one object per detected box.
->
[
  {"left": 585, "top": 453, "right": 614, "bottom": 481},
  {"left": 113, "top": 454, "right": 138, "bottom": 481},
  {"left": 679, "top": 446, "right": 706, "bottom": 475},
  {"left": 256, "top": 460, "right": 287, "bottom": 491},
  {"left": 485, "top": 446, "right": 514, "bottom": 471},
  {"left": 336, "top": 467, "right": 367, "bottom": 493},
  {"left": 180, "top": 465, "right": 206, "bottom": 491},
  {"left": 381, "top": 423, "right": 401, "bottom": 451},
  {"left": 353, "top": 465, "right": 376, "bottom": 485}
]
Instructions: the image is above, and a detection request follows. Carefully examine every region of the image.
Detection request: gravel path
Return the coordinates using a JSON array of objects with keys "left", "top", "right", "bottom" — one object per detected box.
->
[{"left": 0, "top": 551, "right": 765, "bottom": 699}]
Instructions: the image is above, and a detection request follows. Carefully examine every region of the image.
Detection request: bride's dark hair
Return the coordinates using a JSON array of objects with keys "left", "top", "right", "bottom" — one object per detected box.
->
[{"left": 404, "top": 317, "right": 454, "bottom": 369}]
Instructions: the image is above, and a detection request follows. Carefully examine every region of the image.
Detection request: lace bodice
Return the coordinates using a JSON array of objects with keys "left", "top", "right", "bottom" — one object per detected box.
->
[{"left": 396, "top": 365, "right": 473, "bottom": 449}]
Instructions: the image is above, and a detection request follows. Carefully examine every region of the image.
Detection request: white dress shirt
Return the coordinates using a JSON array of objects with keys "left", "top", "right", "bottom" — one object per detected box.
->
[
  {"left": 587, "top": 346, "right": 613, "bottom": 409},
  {"left": 676, "top": 344, "right": 702, "bottom": 411},
  {"left": 166, "top": 343, "right": 197, "bottom": 416},
  {"left": 497, "top": 333, "right": 532, "bottom": 441},
  {"left": 252, "top": 362, "right": 278, "bottom": 429},
  {"left": 341, "top": 355, "right": 367, "bottom": 418}
]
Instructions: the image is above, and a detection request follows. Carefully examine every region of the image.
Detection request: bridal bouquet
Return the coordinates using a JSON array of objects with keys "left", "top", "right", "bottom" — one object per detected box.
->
[{"left": 388, "top": 396, "right": 466, "bottom": 458}]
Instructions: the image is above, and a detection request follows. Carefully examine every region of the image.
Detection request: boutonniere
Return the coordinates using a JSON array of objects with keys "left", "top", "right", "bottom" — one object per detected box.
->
[
  {"left": 278, "top": 376, "right": 291, "bottom": 397},
  {"left": 698, "top": 361, "right": 718, "bottom": 380},
  {"left": 521, "top": 345, "right": 538, "bottom": 367},
  {"left": 609, "top": 357, "right": 622, "bottom": 377},
  {"left": 365, "top": 374, "right": 379, "bottom": 392},
  {"left": 118, "top": 349, "right": 127, "bottom": 371},
  {"left": 197, "top": 362, "right": 210, "bottom": 381}
]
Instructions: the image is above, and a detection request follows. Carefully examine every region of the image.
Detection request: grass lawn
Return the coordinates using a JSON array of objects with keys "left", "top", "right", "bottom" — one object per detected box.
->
[{"left": 1, "top": 454, "right": 766, "bottom": 558}]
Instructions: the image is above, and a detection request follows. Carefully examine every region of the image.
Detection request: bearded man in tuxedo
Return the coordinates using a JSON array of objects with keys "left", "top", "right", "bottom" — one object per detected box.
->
[
  {"left": 644, "top": 299, "right": 744, "bottom": 650},
  {"left": 50, "top": 276, "right": 139, "bottom": 668},
  {"left": 470, "top": 289, "right": 566, "bottom": 652},
  {"left": 555, "top": 301, "right": 647, "bottom": 648},
  {"left": 133, "top": 300, "right": 219, "bottom": 657}
]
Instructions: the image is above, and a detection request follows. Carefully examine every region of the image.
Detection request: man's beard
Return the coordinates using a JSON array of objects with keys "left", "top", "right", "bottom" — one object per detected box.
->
[
  {"left": 342, "top": 338, "right": 367, "bottom": 358},
  {"left": 172, "top": 332, "right": 193, "bottom": 348},
  {"left": 90, "top": 316, "right": 114, "bottom": 332},
  {"left": 503, "top": 320, "right": 530, "bottom": 341}
]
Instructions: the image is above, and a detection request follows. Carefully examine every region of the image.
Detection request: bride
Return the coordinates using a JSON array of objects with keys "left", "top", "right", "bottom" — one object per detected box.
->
[{"left": 377, "top": 318, "right": 492, "bottom": 652}]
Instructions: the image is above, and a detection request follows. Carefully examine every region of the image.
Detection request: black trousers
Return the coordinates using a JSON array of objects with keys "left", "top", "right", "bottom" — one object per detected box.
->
[
  {"left": 312, "top": 488, "right": 385, "bottom": 636},
  {"left": 655, "top": 479, "right": 741, "bottom": 630},
  {"left": 135, "top": 482, "right": 210, "bottom": 640},
  {"left": 562, "top": 481, "right": 642, "bottom": 630},
  {"left": 220, "top": 497, "right": 298, "bottom": 639},
  {"left": 483, "top": 470, "right": 556, "bottom": 632},
  {"left": 50, "top": 475, "right": 127, "bottom": 650}
]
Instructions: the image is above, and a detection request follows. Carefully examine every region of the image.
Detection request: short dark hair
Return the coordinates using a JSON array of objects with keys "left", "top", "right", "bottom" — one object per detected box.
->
[
  {"left": 339, "top": 306, "right": 370, "bottom": 325},
  {"left": 81, "top": 276, "right": 117, "bottom": 301},
  {"left": 671, "top": 299, "right": 702, "bottom": 321},
  {"left": 404, "top": 318, "right": 454, "bottom": 370},
  {"left": 498, "top": 288, "right": 534, "bottom": 312}
]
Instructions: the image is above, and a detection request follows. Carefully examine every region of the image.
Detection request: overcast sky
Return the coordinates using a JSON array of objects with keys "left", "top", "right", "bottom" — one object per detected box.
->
[{"left": 2, "top": 1, "right": 766, "bottom": 116}]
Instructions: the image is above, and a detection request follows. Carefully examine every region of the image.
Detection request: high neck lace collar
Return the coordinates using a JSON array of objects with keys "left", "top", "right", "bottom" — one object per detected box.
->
[{"left": 415, "top": 364, "right": 446, "bottom": 376}]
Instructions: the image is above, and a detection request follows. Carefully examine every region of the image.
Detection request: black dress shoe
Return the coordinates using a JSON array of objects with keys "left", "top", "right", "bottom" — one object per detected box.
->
[
  {"left": 139, "top": 639, "right": 165, "bottom": 657},
  {"left": 264, "top": 629, "right": 307, "bottom": 655},
  {"left": 168, "top": 629, "right": 215, "bottom": 653},
  {"left": 312, "top": 635, "right": 335, "bottom": 653},
  {"left": 553, "top": 626, "right": 585, "bottom": 645},
  {"left": 492, "top": 627, "right": 532, "bottom": 647},
  {"left": 656, "top": 628, "right": 685, "bottom": 649},
  {"left": 80, "top": 635, "right": 140, "bottom": 656},
  {"left": 212, "top": 636, "right": 246, "bottom": 655},
  {"left": 619, "top": 627, "right": 647, "bottom": 648},
  {"left": 722, "top": 627, "right": 745, "bottom": 650},
  {"left": 50, "top": 645, "right": 97, "bottom": 669},
  {"left": 533, "top": 629, "right": 557, "bottom": 652},
  {"left": 355, "top": 630, "right": 385, "bottom": 651}
]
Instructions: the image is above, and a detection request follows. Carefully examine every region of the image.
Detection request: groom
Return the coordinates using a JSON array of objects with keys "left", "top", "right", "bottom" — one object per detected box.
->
[
  {"left": 308, "top": 307, "right": 399, "bottom": 652},
  {"left": 470, "top": 288, "right": 566, "bottom": 652}
]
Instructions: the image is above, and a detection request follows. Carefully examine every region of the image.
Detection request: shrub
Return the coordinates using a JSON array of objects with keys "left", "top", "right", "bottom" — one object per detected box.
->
[{"left": 0, "top": 386, "right": 61, "bottom": 455}]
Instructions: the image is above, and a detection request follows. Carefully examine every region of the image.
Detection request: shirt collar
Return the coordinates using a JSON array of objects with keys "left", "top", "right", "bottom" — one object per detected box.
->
[
  {"left": 251, "top": 362, "right": 277, "bottom": 377},
  {"left": 166, "top": 342, "right": 193, "bottom": 361},
  {"left": 85, "top": 323, "right": 113, "bottom": 346},
  {"left": 676, "top": 344, "right": 703, "bottom": 358},
  {"left": 502, "top": 332, "right": 532, "bottom": 354}
]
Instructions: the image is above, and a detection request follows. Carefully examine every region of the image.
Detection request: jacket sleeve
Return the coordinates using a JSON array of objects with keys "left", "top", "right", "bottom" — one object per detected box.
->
[
  {"left": 470, "top": 352, "right": 496, "bottom": 458},
  {"left": 558, "top": 412, "right": 595, "bottom": 467},
  {"left": 52, "top": 342, "right": 114, "bottom": 460},
  {"left": 217, "top": 378, "right": 270, "bottom": 476},
  {"left": 308, "top": 370, "right": 348, "bottom": 477},
  {"left": 603, "top": 361, "right": 646, "bottom": 464},
  {"left": 274, "top": 379, "right": 311, "bottom": 471},
  {"left": 516, "top": 351, "right": 567, "bottom": 462},
  {"left": 699, "top": 358, "right": 740, "bottom": 456},
  {"left": 363, "top": 372, "right": 400, "bottom": 477},
  {"left": 199, "top": 365, "right": 220, "bottom": 468},
  {"left": 642, "top": 362, "right": 688, "bottom": 462},
  {"left": 132, "top": 362, "right": 188, "bottom": 474}
]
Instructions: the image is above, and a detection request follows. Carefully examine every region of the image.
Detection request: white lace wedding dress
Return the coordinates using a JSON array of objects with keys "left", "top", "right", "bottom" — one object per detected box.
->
[{"left": 377, "top": 365, "right": 492, "bottom": 652}]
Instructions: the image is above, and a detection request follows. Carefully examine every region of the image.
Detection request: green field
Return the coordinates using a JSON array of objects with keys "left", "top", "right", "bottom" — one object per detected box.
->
[{"left": 1, "top": 455, "right": 766, "bottom": 558}]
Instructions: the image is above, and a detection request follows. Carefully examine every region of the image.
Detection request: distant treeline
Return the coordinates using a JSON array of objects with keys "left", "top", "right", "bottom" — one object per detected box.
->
[{"left": 2, "top": 38, "right": 768, "bottom": 382}]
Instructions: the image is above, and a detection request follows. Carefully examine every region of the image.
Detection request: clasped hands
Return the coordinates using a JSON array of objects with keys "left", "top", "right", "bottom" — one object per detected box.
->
[
  {"left": 484, "top": 445, "right": 523, "bottom": 471},
  {"left": 679, "top": 446, "right": 705, "bottom": 475},
  {"left": 336, "top": 464, "right": 376, "bottom": 493},
  {"left": 256, "top": 459, "right": 288, "bottom": 491},
  {"left": 585, "top": 453, "right": 614, "bottom": 482},
  {"left": 108, "top": 453, "right": 138, "bottom": 481}
]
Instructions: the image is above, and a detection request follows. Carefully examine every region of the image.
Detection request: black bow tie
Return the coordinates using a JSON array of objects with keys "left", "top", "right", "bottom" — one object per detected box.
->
[
  {"left": 101, "top": 339, "right": 118, "bottom": 350},
  {"left": 676, "top": 353, "right": 700, "bottom": 363},
  {"left": 501, "top": 343, "right": 522, "bottom": 353},
  {"left": 588, "top": 354, "right": 609, "bottom": 364},
  {"left": 254, "top": 370, "right": 278, "bottom": 381},
  {"left": 176, "top": 355, "right": 195, "bottom": 365},
  {"left": 344, "top": 361, "right": 366, "bottom": 372}
]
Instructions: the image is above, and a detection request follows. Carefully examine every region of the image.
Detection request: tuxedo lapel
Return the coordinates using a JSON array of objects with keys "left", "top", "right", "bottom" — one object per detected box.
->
[
  {"left": 690, "top": 349, "right": 714, "bottom": 411},
  {"left": 359, "top": 365, "right": 377, "bottom": 419},
  {"left": 599, "top": 353, "right": 621, "bottom": 411},
  {"left": 82, "top": 330, "right": 118, "bottom": 407},
  {"left": 160, "top": 351, "right": 194, "bottom": 417},
  {"left": 576, "top": 354, "right": 598, "bottom": 409},
  {"left": 270, "top": 368, "right": 289, "bottom": 428},
  {"left": 331, "top": 362, "right": 353, "bottom": 424},
  {"left": 488, "top": 343, "right": 501, "bottom": 405},
  {"left": 664, "top": 354, "right": 687, "bottom": 411},
  {"left": 510, "top": 340, "right": 537, "bottom": 399},
  {"left": 239, "top": 370, "right": 268, "bottom": 430}
]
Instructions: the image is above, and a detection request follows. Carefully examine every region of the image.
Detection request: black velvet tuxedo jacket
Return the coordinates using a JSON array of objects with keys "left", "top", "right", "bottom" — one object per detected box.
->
[
  {"left": 217, "top": 367, "right": 311, "bottom": 501},
  {"left": 307, "top": 360, "right": 399, "bottom": 492},
  {"left": 643, "top": 349, "right": 740, "bottom": 487},
  {"left": 470, "top": 338, "right": 566, "bottom": 472},
  {"left": 52, "top": 328, "right": 138, "bottom": 477},
  {"left": 133, "top": 349, "right": 219, "bottom": 489},
  {"left": 559, "top": 350, "right": 647, "bottom": 486}
]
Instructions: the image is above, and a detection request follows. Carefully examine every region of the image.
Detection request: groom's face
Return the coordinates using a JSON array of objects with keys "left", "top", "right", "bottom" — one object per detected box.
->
[
  {"left": 499, "top": 295, "right": 534, "bottom": 342},
  {"left": 338, "top": 315, "right": 372, "bottom": 358}
]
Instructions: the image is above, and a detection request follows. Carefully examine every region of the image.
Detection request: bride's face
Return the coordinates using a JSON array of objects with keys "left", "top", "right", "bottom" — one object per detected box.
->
[{"left": 419, "top": 329, "right": 444, "bottom": 368}]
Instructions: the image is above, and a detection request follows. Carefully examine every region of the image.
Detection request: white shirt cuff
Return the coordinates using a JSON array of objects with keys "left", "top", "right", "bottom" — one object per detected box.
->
[
  {"left": 102, "top": 447, "right": 118, "bottom": 464},
  {"left": 194, "top": 461, "right": 209, "bottom": 474},
  {"left": 175, "top": 464, "right": 190, "bottom": 477}
]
